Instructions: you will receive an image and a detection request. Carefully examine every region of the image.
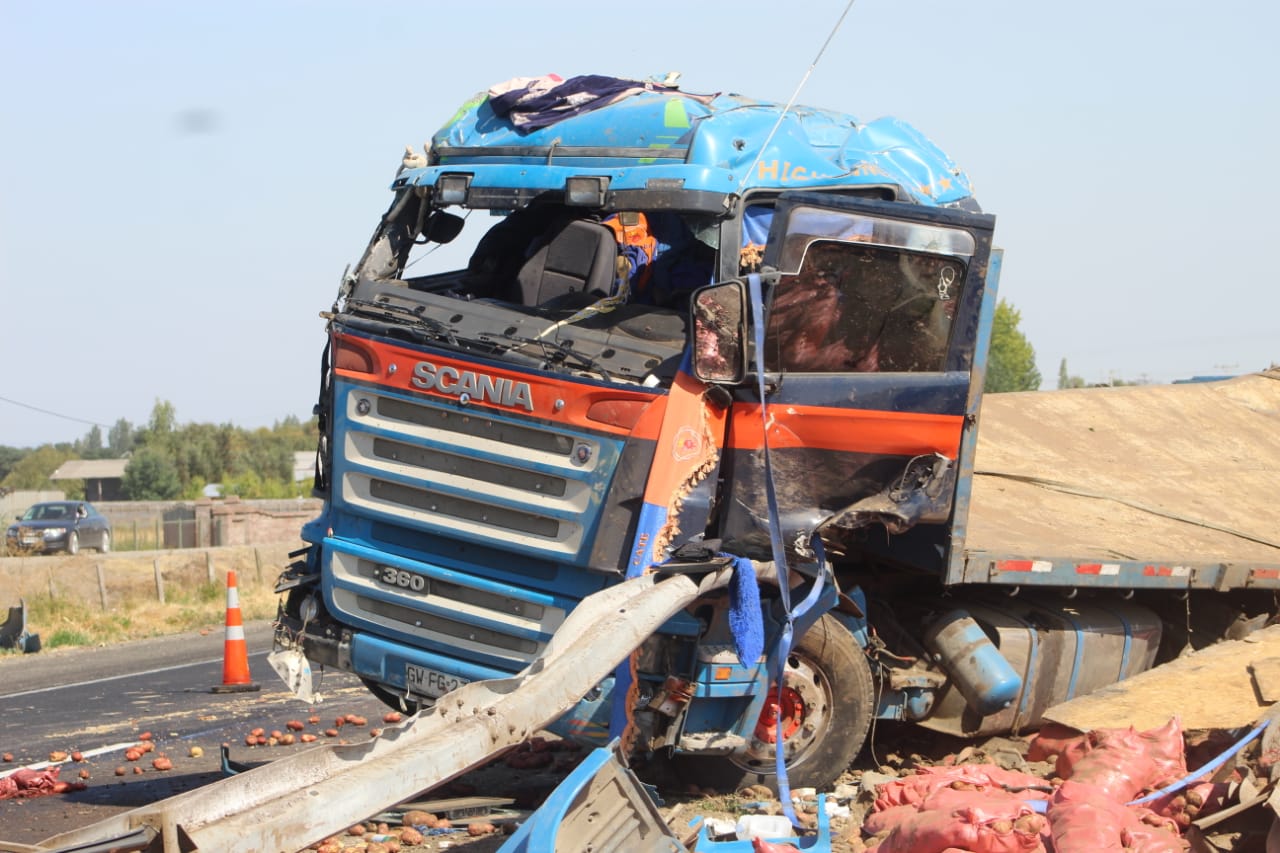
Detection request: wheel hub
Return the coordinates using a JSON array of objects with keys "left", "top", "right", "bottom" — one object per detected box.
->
[
  {"left": 754, "top": 685, "right": 805, "bottom": 744},
  {"left": 734, "top": 654, "right": 831, "bottom": 768}
]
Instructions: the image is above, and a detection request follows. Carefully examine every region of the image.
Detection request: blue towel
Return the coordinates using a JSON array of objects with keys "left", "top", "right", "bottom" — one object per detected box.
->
[{"left": 727, "top": 555, "right": 764, "bottom": 666}]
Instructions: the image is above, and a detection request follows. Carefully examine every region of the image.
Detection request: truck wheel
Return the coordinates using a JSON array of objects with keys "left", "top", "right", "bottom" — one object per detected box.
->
[
  {"left": 66, "top": 531, "right": 79, "bottom": 556},
  {"left": 676, "top": 613, "right": 874, "bottom": 793}
]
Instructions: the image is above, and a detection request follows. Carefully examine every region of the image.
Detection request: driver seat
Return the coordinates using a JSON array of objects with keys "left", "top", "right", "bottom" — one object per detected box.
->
[{"left": 517, "top": 220, "right": 619, "bottom": 307}]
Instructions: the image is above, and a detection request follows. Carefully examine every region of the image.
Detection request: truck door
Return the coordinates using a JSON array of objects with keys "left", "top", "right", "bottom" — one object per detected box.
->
[{"left": 717, "top": 192, "right": 997, "bottom": 570}]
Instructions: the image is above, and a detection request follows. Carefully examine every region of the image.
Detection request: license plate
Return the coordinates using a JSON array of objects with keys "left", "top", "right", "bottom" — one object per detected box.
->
[{"left": 405, "top": 664, "right": 469, "bottom": 699}]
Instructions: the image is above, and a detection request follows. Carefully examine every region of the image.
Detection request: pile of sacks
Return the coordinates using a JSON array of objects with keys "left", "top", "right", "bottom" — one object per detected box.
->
[{"left": 861, "top": 717, "right": 1225, "bottom": 853}]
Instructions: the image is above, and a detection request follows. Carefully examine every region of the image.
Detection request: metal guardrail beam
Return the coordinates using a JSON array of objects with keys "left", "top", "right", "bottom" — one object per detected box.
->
[{"left": 27, "top": 569, "right": 728, "bottom": 853}]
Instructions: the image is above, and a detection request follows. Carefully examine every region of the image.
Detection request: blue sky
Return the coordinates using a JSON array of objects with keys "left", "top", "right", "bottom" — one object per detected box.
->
[{"left": 2, "top": 1, "right": 1276, "bottom": 448}]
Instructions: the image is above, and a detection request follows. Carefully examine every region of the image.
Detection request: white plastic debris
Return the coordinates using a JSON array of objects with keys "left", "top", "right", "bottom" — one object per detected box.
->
[
  {"left": 824, "top": 799, "right": 851, "bottom": 819},
  {"left": 735, "top": 814, "right": 794, "bottom": 840}
]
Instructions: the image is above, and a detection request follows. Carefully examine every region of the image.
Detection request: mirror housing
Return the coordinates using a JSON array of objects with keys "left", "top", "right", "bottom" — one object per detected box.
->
[
  {"left": 690, "top": 281, "right": 747, "bottom": 384},
  {"left": 425, "top": 211, "right": 465, "bottom": 245}
]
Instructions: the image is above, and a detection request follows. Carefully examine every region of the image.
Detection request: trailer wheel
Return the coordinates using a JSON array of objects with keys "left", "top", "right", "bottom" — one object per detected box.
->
[{"left": 676, "top": 613, "right": 873, "bottom": 793}]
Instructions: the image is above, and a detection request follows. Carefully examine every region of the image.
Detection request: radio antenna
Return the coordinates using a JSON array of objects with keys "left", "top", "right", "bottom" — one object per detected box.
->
[{"left": 737, "top": 0, "right": 858, "bottom": 194}]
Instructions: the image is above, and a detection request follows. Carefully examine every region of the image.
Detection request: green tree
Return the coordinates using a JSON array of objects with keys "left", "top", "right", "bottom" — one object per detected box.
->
[
  {"left": 82, "top": 425, "right": 104, "bottom": 456},
  {"left": 108, "top": 418, "right": 135, "bottom": 456},
  {"left": 1057, "top": 358, "right": 1086, "bottom": 390},
  {"left": 985, "top": 300, "right": 1042, "bottom": 393},
  {"left": 122, "top": 447, "right": 182, "bottom": 500},
  {"left": 0, "top": 445, "right": 76, "bottom": 491},
  {"left": 0, "top": 446, "right": 26, "bottom": 482}
]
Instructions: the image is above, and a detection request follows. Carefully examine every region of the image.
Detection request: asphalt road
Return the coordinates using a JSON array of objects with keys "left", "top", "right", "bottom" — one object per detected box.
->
[{"left": 0, "top": 622, "right": 392, "bottom": 848}]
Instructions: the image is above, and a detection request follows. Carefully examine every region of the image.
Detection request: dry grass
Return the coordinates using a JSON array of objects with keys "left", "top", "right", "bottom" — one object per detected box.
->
[{"left": 0, "top": 544, "right": 297, "bottom": 651}]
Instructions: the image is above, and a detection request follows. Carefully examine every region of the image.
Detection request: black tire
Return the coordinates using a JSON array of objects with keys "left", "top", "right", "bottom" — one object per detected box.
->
[
  {"left": 98, "top": 531, "right": 111, "bottom": 554},
  {"left": 66, "top": 531, "right": 79, "bottom": 556},
  {"left": 674, "top": 613, "right": 874, "bottom": 793}
]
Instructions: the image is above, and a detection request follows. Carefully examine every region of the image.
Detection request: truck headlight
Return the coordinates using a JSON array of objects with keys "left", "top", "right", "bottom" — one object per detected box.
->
[{"left": 43, "top": 527, "right": 66, "bottom": 538}]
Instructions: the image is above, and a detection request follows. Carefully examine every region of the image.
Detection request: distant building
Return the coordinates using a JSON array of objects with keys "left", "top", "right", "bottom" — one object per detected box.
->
[{"left": 49, "top": 459, "right": 129, "bottom": 502}]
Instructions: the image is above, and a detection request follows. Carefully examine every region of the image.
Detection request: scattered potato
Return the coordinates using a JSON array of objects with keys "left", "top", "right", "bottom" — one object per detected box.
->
[
  {"left": 115, "top": 766, "right": 126, "bottom": 776},
  {"left": 189, "top": 746, "right": 204, "bottom": 758},
  {"left": 468, "top": 822, "right": 496, "bottom": 836},
  {"left": 287, "top": 720, "right": 306, "bottom": 731},
  {"left": 382, "top": 711, "right": 403, "bottom": 724},
  {"left": 49, "top": 751, "right": 68, "bottom": 762},
  {"left": 71, "top": 751, "right": 84, "bottom": 762},
  {"left": 402, "top": 810, "right": 436, "bottom": 828},
  {"left": 152, "top": 756, "right": 173, "bottom": 771}
]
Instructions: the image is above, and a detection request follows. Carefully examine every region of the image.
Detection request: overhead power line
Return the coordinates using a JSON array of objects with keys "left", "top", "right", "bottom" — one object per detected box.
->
[{"left": 0, "top": 394, "right": 110, "bottom": 430}]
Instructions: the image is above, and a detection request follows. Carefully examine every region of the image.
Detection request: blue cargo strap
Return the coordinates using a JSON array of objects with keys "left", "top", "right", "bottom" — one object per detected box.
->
[{"left": 747, "top": 273, "right": 829, "bottom": 830}]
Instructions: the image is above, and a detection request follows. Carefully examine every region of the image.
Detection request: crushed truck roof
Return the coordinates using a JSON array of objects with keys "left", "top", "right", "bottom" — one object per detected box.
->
[{"left": 394, "top": 74, "right": 976, "bottom": 209}]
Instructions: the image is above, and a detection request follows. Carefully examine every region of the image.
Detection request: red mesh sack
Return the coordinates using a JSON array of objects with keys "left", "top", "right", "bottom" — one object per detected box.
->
[
  {"left": 866, "top": 796, "right": 1046, "bottom": 853},
  {"left": 873, "top": 764, "right": 1052, "bottom": 811}
]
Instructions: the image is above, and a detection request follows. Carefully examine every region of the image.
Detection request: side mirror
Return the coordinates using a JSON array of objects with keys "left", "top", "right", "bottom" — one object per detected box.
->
[
  {"left": 690, "top": 281, "right": 747, "bottom": 384},
  {"left": 425, "top": 211, "right": 465, "bottom": 245}
]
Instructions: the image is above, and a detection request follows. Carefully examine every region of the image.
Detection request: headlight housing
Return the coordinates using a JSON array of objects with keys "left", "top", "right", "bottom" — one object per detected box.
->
[{"left": 43, "top": 527, "right": 67, "bottom": 538}]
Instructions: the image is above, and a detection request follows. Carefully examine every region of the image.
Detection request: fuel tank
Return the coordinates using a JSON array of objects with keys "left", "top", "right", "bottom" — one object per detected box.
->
[{"left": 918, "top": 597, "right": 1161, "bottom": 737}]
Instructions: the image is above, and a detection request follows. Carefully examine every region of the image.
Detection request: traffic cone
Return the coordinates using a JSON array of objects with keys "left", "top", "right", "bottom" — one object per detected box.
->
[{"left": 212, "top": 569, "right": 260, "bottom": 693}]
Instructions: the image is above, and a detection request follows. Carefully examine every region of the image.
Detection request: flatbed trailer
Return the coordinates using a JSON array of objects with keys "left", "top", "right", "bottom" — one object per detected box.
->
[{"left": 955, "top": 369, "right": 1280, "bottom": 589}]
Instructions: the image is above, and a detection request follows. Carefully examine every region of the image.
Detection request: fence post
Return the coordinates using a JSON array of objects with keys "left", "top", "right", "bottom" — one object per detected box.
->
[
  {"left": 132, "top": 520, "right": 138, "bottom": 551},
  {"left": 254, "top": 548, "right": 264, "bottom": 584},
  {"left": 155, "top": 518, "right": 161, "bottom": 551},
  {"left": 47, "top": 568, "right": 56, "bottom": 599},
  {"left": 96, "top": 562, "right": 109, "bottom": 611},
  {"left": 154, "top": 558, "right": 165, "bottom": 603},
  {"left": 206, "top": 551, "right": 215, "bottom": 585}
]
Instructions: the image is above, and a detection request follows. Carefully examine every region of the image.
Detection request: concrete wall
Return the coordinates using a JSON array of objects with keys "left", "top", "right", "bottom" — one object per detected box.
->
[{"left": 0, "top": 490, "right": 65, "bottom": 523}]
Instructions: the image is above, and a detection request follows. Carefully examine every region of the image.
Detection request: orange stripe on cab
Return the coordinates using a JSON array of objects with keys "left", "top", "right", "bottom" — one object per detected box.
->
[{"left": 727, "top": 403, "right": 963, "bottom": 457}]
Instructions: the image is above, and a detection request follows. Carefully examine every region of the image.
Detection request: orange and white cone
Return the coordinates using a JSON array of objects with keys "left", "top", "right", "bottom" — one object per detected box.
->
[{"left": 212, "top": 569, "right": 260, "bottom": 693}]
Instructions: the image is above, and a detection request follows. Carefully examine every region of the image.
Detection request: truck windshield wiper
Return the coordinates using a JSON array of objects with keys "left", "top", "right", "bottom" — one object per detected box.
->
[
  {"left": 499, "top": 332, "right": 614, "bottom": 383},
  {"left": 344, "top": 297, "right": 460, "bottom": 347}
]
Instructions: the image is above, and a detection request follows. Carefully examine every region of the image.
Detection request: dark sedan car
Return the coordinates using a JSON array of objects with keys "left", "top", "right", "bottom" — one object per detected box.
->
[{"left": 5, "top": 501, "right": 112, "bottom": 555}]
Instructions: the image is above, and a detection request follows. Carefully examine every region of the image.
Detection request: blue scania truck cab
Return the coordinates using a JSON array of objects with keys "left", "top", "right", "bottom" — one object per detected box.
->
[{"left": 275, "top": 74, "right": 1279, "bottom": 792}]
